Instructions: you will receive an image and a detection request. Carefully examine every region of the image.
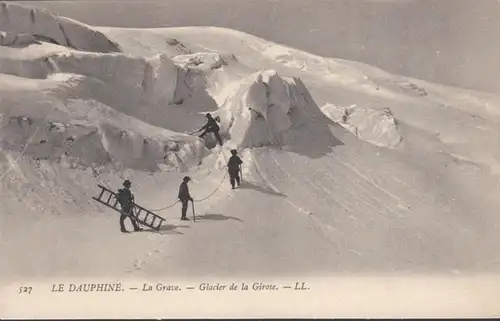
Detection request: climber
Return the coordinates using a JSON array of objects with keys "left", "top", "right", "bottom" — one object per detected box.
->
[
  {"left": 227, "top": 149, "right": 243, "bottom": 189},
  {"left": 116, "top": 180, "right": 142, "bottom": 233},
  {"left": 196, "top": 113, "right": 223, "bottom": 146},
  {"left": 178, "top": 176, "right": 194, "bottom": 221}
]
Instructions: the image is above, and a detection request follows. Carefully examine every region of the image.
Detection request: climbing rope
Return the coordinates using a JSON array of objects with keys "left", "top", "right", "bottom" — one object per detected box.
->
[
  {"left": 149, "top": 199, "right": 180, "bottom": 212},
  {"left": 151, "top": 144, "right": 230, "bottom": 212},
  {"left": 193, "top": 170, "right": 228, "bottom": 202},
  {"left": 220, "top": 146, "right": 228, "bottom": 162},
  {"left": 192, "top": 144, "right": 229, "bottom": 202}
]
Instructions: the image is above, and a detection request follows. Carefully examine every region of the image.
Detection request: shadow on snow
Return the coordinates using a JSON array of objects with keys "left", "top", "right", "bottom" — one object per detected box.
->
[{"left": 194, "top": 213, "right": 243, "bottom": 222}]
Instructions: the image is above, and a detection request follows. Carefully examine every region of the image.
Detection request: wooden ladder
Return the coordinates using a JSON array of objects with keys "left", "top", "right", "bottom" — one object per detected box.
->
[{"left": 92, "top": 184, "right": 165, "bottom": 231}]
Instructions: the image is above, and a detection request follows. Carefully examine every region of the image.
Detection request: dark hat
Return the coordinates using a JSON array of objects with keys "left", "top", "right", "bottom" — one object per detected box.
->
[
  {"left": 206, "top": 113, "right": 212, "bottom": 118},
  {"left": 123, "top": 180, "right": 131, "bottom": 187},
  {"left": 183, "top": 176, "right": 191, "bottom": 182}
]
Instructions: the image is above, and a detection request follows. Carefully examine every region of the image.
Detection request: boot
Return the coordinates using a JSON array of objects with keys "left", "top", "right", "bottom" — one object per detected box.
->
[{"left": 132, "top": 220, "right": 142, "bottom": 231}]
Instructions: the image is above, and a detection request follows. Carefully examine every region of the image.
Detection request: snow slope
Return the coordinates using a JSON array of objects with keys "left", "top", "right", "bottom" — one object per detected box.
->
[{"left": 2, "top": 2, "right": 500, "bottom": 286}]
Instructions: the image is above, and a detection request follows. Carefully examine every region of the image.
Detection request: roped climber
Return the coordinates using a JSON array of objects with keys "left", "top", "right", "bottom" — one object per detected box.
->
[
  {"left": 178, "top": 176, "right": 194, "bottom": 221},
  {"left": 197, "top": 113, "right": 223, "bottom": 146},
  {"left": 116, "top": 180, "right": 142, "bottom": 233},
  {"left": 227, "top": 149, "right": 243, "bottom": 189}
]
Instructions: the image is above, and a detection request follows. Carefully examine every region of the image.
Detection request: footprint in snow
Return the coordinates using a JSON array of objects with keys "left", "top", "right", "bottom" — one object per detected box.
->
[{"left": 133, "top": 260, "right": 143, "bottom": 270}]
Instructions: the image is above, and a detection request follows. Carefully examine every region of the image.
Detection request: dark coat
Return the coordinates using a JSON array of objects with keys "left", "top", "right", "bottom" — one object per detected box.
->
[
  {"left": 227, "top": 155, "right": 243, "bottom": 174},
  {"left": 117, "top": 187, "right": 134, "bottom": 211},
  {"left": 201, "top": 116, "right": 220, "bottom": 132},
  {"left": 178, "top": 181, "right": 192, "bottom": 201}
]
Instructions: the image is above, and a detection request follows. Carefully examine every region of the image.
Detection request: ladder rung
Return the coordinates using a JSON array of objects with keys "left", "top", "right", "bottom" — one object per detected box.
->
[
  {"left": 97, "top": 188, "right": 105, "bottom": 200},
  {"left": 93, "top": 185, "right": 166, "bottom": 231},
  {"left": 106, "top": 193, "right": 113, "bottom": 204}
]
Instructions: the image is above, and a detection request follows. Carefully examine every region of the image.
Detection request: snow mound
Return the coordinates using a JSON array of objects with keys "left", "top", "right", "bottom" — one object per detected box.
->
[
  {"left": 0, "top": 50, "right": 179, "bottom": 107},
  {"left": 214, "top": 70, "right": 320, "bottom": 149},
  {"left": 0, "top": 2, "right": 121, "bottom": 53},
  {"left": 321, "top": 103, "right": 402, "bottom": 149}
]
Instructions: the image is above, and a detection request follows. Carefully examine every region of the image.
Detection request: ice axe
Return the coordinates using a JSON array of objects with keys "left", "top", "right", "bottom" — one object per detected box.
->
[{"left": 191, "top": 200, "right": 196, "bottom": 222}]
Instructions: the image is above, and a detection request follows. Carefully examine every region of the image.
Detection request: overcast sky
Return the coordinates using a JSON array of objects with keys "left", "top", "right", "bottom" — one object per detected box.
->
[{"left": 12, "top": 0, "right": 500, "bottom": 94}]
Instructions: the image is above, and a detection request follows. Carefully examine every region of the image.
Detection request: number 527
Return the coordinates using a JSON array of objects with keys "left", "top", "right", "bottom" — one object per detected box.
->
[{"left": 18, "top": 286, "right": 32, "bottom": 294}]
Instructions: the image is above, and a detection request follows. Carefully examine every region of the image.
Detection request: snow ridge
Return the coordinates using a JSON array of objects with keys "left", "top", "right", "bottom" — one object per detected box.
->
[
  {"left": 0, "top": 51, "right": 180, "bottom": 108},
  {"left": 0, "top": 100, "right": 207, "bottom": 172},
  {"left": 0, "top": 1, "right": 121, "bottom": 53}
]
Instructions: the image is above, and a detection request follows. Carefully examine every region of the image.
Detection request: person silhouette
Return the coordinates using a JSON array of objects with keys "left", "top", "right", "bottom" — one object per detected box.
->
[
  {"left": 227, "top": 149, "right": 243, "bottom": 189},
  {"left": 178, "top": 176, "right": 194, "bottom": 221},
  {"left": 116, "top": 180, "right": 142, "bottom": 233},
  {"left": 197, "top": 113, "right": 223, "bottom": 146}
]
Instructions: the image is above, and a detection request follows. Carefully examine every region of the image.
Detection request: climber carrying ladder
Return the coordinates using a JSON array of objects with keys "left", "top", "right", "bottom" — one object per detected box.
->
[
  {"left": 116, "top": 180, "right": 143, "bottom": 233},
  {"left": 191, "top": 113, "right": 223, "bottom": 146}
]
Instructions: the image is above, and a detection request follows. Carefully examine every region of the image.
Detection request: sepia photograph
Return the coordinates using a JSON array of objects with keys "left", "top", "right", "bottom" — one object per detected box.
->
[{"left": 1, "top": 0, "right": 500, "bottom": 318}]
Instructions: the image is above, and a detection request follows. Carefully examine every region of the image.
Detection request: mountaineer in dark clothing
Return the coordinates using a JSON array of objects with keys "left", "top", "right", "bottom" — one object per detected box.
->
[
  {"left": 227, "top": 149, "right": 243, "bottom": 189},
  {"left": 116, "top": 180, "right": 142, "bottom": 233},
  {"left": 198, "top": 113, "right": 223, "bottom": 146},
  {"left": 178, "top": 176, "right": 193, "bottom": 221}
]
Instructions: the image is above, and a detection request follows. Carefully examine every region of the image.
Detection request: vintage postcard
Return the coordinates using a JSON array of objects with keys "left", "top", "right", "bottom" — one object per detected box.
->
[{"left": 1, "top": 0, "right": 500, "bottom": 318}]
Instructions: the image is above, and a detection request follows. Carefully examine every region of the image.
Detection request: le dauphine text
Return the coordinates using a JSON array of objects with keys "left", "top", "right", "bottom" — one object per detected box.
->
[{"left": 42, "top": 281, "right": 310, "bottom": 294}]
